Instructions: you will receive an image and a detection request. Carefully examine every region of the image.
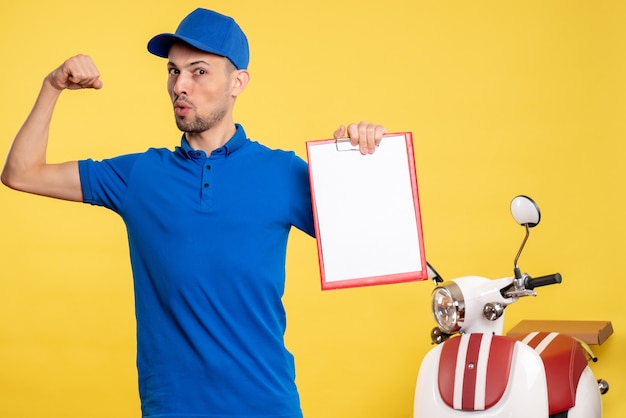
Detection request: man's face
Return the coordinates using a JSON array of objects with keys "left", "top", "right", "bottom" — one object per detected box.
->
[{"left": 166, "top": 42, "right": 235, "bottom": 134}]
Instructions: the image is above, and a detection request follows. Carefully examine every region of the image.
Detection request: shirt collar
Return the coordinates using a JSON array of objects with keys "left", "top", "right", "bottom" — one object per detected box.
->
[{"left": 178, "top": 123, "right": 248, "bottom": 159}]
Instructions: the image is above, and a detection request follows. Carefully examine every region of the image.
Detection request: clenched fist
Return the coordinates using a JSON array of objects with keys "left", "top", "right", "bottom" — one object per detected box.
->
[{"left": 47, "top": 54, "right": 103, "bottom": 91}]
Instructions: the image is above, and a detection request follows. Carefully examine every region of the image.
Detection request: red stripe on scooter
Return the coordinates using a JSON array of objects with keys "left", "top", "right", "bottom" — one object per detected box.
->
[
  {"left": 438, "top": 336, "right": 460, "bottom": 408},
  {"left": 439, "top": 335, "right": 516, "bottom": 411},
  {"left": 461, "top": 334, "right": 482, "bottom": 410},
  {"left": 523, "top": 331, "right": 550, "bottom": 349},
  {"left": 485, "top": 336, "right": 516, "bottom": 409}
]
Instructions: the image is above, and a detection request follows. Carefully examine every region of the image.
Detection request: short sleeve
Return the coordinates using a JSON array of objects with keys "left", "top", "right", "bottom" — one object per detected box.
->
[
  {"left": 78, "top": 153, "right": 141, "bottom": 213},
  {"left": 289, "top": 153, "right": 315, "bottom": 237}
]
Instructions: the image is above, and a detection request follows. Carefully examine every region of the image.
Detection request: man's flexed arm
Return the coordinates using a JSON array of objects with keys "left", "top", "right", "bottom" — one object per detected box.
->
[{"left": 1, "top": 54, "right": 103, "bottom": 201}]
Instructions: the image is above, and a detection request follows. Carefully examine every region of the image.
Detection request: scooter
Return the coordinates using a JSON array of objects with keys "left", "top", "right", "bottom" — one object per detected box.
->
[{"left": 414, "top": 195, "right": 609, "bottom": 418}]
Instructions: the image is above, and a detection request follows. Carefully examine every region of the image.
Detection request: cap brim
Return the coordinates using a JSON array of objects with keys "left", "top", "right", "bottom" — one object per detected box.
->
[{"left": 147, "top": 33, "right": 226, "bottom": 59}]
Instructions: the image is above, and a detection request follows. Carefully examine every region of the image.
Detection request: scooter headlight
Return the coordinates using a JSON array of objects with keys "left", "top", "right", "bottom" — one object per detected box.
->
[{"left": 431, "top": 282, "right": 465, "bottom": 333}]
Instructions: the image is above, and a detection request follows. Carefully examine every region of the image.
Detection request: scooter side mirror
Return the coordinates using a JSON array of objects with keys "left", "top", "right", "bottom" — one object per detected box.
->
[
  {"left": 510, "top": 195, "right": 541, "bottom": 228},
  {"left": 511, "top": 195, "right": 541, "bottom": 280}
]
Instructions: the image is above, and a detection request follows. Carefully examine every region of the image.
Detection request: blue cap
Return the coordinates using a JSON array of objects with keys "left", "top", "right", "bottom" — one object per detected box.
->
[{"left": 147, "top": 8, "right": 249, "bottom": 70}]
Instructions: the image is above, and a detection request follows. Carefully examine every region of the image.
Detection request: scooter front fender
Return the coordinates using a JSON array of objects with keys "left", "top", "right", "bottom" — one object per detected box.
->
[{"left": 414, "top": 338, "right": 549, "bottom": 417}]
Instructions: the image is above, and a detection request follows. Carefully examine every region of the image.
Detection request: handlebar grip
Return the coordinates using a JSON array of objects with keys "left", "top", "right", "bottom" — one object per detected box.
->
[{"left": 526, "top": 273, "right": 562, "bottom": 290}]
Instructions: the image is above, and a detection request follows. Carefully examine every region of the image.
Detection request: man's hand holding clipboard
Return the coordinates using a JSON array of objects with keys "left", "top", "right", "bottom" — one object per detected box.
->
[{"left": 332, "top": 121, "right": 387, "bottom": 155}]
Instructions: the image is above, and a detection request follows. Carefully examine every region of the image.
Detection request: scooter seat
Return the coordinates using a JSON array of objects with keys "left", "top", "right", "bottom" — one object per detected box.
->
[{"left": 515, "top": 332, "right": 588, "bottom": 415}]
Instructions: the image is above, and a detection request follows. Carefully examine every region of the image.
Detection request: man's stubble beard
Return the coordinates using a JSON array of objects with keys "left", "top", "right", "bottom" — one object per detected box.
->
[{"left": 175, "top": 104, "right": 228, "bottom": 134}]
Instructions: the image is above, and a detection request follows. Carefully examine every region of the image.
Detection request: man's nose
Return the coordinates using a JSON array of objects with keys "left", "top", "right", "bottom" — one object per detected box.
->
[{"left": 172, "top": 73, "right": 191, "bottom": 97}]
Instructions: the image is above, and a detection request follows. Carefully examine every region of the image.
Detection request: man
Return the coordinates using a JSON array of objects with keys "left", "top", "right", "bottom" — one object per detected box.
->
[{"left": 2, "top": 8, "right": 385, "bottom": 418}]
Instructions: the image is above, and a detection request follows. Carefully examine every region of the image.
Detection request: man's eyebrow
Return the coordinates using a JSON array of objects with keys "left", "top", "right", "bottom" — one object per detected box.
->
[{"left": 167, "top": 60, "right": 212, "bottom": 68}]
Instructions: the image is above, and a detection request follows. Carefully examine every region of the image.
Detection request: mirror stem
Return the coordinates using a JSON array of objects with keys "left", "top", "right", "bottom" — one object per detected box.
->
[{"left": 513, "top": 224, "right": 530, "bottom": 280}]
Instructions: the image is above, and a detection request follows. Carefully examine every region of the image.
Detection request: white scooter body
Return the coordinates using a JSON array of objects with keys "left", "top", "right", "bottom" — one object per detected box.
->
[{"left": 414, "top": 275, "right": 603, "bottom": 417}]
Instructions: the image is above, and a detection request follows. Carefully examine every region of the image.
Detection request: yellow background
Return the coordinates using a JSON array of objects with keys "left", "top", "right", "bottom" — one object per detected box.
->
[{"left": 1, "top": 1, "right": 624, "bottom": 417}]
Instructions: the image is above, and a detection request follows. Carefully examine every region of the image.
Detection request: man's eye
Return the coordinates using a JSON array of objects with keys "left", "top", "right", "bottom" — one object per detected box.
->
[
  {"left": 195, "top": 69, "right": 207, "bottom": 75},
  {"left": 168, "top": 68, "right": 179, "bottom": 76}
]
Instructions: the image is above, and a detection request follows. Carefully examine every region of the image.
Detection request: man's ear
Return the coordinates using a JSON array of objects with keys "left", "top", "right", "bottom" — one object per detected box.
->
[{"left": 231, "top": 70, "right": 250, "bottom": 97}]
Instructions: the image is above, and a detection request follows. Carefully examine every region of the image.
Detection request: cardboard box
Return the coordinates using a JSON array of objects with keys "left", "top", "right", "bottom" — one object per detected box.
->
[{"left": 507, "top": 320, "right": 614, "bottom": 345}]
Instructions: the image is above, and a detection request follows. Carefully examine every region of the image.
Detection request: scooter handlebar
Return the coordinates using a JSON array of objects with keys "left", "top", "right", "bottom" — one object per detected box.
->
[{"left": 526, "top": 273, "right": 562, "bottom": 290}]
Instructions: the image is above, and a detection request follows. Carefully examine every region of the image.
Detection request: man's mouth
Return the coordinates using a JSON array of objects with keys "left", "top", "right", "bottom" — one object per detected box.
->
[{"left": 174, "top": 99, "right": 192, "bottom": 117}]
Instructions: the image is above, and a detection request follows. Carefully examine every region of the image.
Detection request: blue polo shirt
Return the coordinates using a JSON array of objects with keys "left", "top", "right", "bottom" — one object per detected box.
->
[{"left": 78, "top": 124, "right": 315, "bottom": 418}]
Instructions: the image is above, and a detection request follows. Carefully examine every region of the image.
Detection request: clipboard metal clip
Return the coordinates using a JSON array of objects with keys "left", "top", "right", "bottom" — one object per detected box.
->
[{"left": 335, "top": 137, "right": 381, "bottom": 152}]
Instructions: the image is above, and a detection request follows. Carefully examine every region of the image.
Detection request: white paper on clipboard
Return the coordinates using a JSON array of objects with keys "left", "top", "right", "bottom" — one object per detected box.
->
[{"left": 306, "top": 132, "right": 427, "bottom": 290}]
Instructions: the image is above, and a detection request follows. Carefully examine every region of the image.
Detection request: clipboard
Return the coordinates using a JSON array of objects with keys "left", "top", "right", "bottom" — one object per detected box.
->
[{"left": 306, "top": 132, "right": 427, "bottom": 290}]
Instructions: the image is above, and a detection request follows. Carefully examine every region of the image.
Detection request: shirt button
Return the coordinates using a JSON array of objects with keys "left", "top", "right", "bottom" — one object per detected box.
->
[
  {"left": 206, "top": 165, "right": 211, "bottom": 170},
  {"left": 204, "top": 183, "right": 209, "bottom": 188},
  {"left": 195, "top": 151, "right": 201, "bottom": 157}
]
